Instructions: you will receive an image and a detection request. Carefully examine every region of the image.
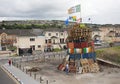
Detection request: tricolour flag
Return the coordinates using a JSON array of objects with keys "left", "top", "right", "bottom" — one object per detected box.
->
[
  {"left": 68, "top": 4, "right": 81, "bottom": 14},
  {"left": 68, "top": 7, "right": 76, "bottom": 14},
  {"left": 75, "top": 4, "right": 81, "bottom": 12}
]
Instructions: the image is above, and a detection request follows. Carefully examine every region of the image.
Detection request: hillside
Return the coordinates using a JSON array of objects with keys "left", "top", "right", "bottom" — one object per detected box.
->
[{"left": 0, "top": 20, "right": 120, "bottom": 29}]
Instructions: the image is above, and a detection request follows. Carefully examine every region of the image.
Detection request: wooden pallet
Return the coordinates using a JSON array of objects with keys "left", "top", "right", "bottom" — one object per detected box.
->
[
  {"left": 80, "top": 59, "right": 89, "bottom": 66},
  {"left": 88, "top": 59, "right": 94, "bottom": 65},
  {"left": 82, "top": 65, "right": 90, "bottom": 73},
  {"left": 80, "top": 59, "right": 99, "bottom": 73},
  {"left": 69, "top": 66, "right": 76, "bottom": 73},
  {"left": 90, "top": 63, "right": 99, "bottom": 73}
]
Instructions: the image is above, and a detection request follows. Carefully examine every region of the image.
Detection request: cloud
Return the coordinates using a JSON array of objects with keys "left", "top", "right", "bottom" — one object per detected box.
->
[
  {"left": 81, "top": 0, "right": 120, "bottom": 24},
  {"left": 0, "top": 0, "right": 68, "bottom": 17},
  {"left": 0, "top": 0, "right": 120, "bottom": 24}
]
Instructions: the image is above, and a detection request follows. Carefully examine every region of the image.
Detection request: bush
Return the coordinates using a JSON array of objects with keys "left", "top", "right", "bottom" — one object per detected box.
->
[
  {"left": 109, "top": 42, "right": 114, "bottom": 47},
  {"left": 8, "top": 46, "right": 17, "bottom": 52},
  {"left": 53, "top": 48, "right": 62, "bottom": 52},
  {"left": 96, "top": 46, "right": 120, "bottom": 64}
]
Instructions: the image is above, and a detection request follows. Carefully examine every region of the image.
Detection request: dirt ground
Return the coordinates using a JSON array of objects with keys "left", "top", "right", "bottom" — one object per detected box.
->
[{"left": 20, "top": 59, "right": 120, "bottom": 84}]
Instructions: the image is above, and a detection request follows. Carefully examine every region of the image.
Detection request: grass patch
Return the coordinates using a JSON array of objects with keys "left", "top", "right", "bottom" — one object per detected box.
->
[
  {"left": 53, "top": 48, "right": 62, "bottom": 52},
  {"left": 96, "top": 46, "right": 120, "bottom": 64}
]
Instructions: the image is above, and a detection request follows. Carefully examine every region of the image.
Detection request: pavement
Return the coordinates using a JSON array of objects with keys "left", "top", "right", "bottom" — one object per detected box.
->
[{"left": 2, "top": 64, "right": 40, "bottom": 84}]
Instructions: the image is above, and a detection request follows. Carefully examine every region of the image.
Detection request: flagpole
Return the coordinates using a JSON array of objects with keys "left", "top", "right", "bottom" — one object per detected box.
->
[
  {"left": 78, "top": 0, "right": 82, "bottom": 24},
  {"left": 80, "top": 4, "right": 82, "bottom": 23}
]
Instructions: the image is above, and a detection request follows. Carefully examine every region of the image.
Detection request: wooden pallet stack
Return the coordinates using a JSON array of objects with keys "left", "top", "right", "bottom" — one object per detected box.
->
[
  {"left": 58, "top": 24, "right": 99, "bottom": 73},
  {"left": 80, "top": 59, "right": 99, "bottom": 73},
  {"left": 67, "top": 24, "right": 96, "bottom": 60},
  {"left": 69, "top": 59, "right": 76, "bottom": 73}
]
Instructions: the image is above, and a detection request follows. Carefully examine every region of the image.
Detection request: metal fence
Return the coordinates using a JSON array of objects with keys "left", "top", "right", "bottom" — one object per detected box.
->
[
  {"left": 12, "top": 50, "right": 67, "bottom": 64},
  {"left": 11, "top": 51, "right": 67, "bottom": 84}
]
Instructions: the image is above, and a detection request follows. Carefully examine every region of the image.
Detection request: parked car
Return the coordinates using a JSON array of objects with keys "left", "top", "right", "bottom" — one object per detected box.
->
[{"left": 94, "top": 40, "right": 102, "bottom": 46}]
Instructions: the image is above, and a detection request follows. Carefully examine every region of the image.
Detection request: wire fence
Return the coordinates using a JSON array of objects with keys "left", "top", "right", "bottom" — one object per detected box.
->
[{"left": 12, "top": 51, "right": 67, "bottom": 84}]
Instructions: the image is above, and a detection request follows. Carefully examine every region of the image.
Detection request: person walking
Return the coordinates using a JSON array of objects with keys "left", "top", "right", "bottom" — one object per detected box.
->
[
  {"left": 65, "top": 63, "right": 69, "bottom": 74},
  {"left": 8, "top": 59, "right": 11, "bottom": 66}
]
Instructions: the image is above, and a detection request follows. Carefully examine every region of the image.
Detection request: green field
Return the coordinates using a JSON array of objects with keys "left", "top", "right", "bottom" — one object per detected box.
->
[{"left": 96, "top": 46, "right": 120, "bottom": 65}]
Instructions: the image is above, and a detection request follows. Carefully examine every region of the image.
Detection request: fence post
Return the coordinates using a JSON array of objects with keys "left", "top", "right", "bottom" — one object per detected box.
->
[
  {"left": 26, "top": 69, "right": 28, "bottom": 74},
  {"left": 40, "top": 76, "right": 42, "bottom": 83},
  {"left": 17, "top": 63, "right": 18, "bottom": 68},
  {"left": 33, "top": 56, "right": 34, "bottom": 60},
  {"left": 30, "top": 72, "right": 32, "bottom": 76},
  {"left": 34, "top": 73, "right": 36, "bottom": 79},
  {"left": 20, "top": 58, "right": 22, "bottom": 63},
  {"left": 44, "top": 55, "right": 45, "bottom": 62},
  {"left": 23, "top": 67, "right": 24, "bottom": 72},
  {"left": 46, "top": 80, "right": 48, "bottom": 84},
  {"left": 12, "top": 61, "right": 14, "bottom": 66},
  {"left": 59, "top": 54, "right": 60, "bottom": 62},
  {"left": 19, "top": 64, "right": 21, "bottom": 69},
  {"left": 27, "top": 56, "right": 28, "bottom": 62}
]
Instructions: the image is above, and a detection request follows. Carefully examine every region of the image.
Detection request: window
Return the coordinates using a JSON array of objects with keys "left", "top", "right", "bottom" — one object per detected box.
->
[
  {"left": 30, "top": 45, "right": 35, "bottom": 50},
  {"left": 61, "top": 33, "right": 63, "bottom": 35},
  {"left": 53, "top": 39, "right": 55, "bottom": 44},
  {"left": 38, "top": 45, "right": 41, "bottom": 48},
  {"left": 45, "top": 40, "right": 47, "bottom": 43},
  {"left": 48, "top": 33, "right": 51, "bottom": 36},
  {"left": 48, "top": 39, "right": 51, "bottom": 43},
  {"left": 56, "top": 33, "right": 58, "bottom": 36},
  {"left": 60, "top": 38, "right": 64, "bottom": 43},
  {"left": 98, "top": 32, "right": 100, "bottom": 35},
  {"left": 30, "top": 38, "right": 35, "bottom": 41}
]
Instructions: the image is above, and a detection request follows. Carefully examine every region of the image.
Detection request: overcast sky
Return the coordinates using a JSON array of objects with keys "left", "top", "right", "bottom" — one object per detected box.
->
[{"left": 0, "top": 0, "right": 120, "bottom": 24}]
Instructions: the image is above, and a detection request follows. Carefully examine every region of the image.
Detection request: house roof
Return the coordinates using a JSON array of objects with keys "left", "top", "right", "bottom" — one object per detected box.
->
[
  {"left": 51, "top": 36, "right": 58, "bottom": 38},
  {"left": 31, "top": 29, "right": 44, "bottom": 36},
  {"left": 0, "top": 29, "right": 36, "bottom": 36},
  {"left": 94, "top": 35, "right": 101, "bottom": 37},
  {"left": 91, "top": 28, "right": 101, "bottom": 31},
  {"left": 44, "top": 28, "right": 70, "bottom": 32}
]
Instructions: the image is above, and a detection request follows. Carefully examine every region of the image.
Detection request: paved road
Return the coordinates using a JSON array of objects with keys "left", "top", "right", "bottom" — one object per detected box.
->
[
  {"left": 94, "top": 42, "right": 120, "bottom": 49},
  {"left": 0, "top": 66, "right": 16, "bottom": 84},
  {"left": 0, "top": 56, "right": 17, "bottom": 84}
]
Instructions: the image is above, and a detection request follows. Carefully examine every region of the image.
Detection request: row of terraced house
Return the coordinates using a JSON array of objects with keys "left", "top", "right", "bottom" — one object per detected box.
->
[{"left": 0, "top": 26, "right": 120, "bottom": 55}]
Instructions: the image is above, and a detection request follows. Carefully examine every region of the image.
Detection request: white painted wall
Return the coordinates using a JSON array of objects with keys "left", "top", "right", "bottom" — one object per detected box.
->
[
  {"left": 45, "top": 31, "right": 68, "bottom": 42},
  {"left": 34, "top": 36, "right": 45, "bottom": 51},
  {"left": 92, "top": 31, "right": 102, "bottom": 41},
  {"left": 45, "top": 31, "right": 68, "bottom": 49},
  {"left": 0, "top": 37, "right": 1, "bottom": 50},
  {"left": 14, "top": 36, "right": 45, "bottom": 51}
]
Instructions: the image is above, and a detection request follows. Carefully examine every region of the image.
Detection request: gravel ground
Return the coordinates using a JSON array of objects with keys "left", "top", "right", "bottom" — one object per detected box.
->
[{"left": 19, "top": 59, "right": 120, "bottom": 84}]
